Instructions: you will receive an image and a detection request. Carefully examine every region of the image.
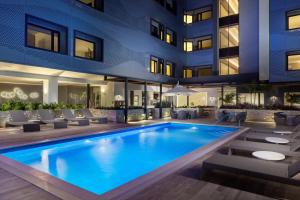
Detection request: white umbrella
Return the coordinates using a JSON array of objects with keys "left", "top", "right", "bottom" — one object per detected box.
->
[{"left": 164, "top": 82, "right": 198, "bottom": 96}]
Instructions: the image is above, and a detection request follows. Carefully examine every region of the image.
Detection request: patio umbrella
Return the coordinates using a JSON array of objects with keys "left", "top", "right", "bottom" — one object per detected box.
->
[
  {"left": 164, "top": 82, "right": 198, "bottom": 96},
  {"left": 164, "top": 82, "right": 198, "bottom": 108}
]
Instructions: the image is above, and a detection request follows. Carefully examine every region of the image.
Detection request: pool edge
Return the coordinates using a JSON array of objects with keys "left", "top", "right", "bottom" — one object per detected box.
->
[{"left": 0, "top": 123, "right": 249, "bottom": 200}]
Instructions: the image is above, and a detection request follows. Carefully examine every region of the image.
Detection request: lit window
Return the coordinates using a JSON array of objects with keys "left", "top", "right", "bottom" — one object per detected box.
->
[
  {"left": 199, "top": 39, "right": 212, "bottom": 49},
  {"left": 184, "top": 14, "right": 193, "bottom": 24},
  {"left": 219, "top": 25, "right": 239, "bottom": 49},
  {"left": 185, "top": 36, "right": 212, "bottom": 52},
  {"left": 151, "top": 19, "right": 164, "bottom": 41},
  {"left": 287, "top": 54, "right": 300, "bottom": 71},
  {"left": 166, "top": 63, "right": 171, "bottom": 76},
  {"left": 219, "top": 57, "right": 239, "bottom": 75},
  {"left": 166, "top": 34, "right": 171, "bottom": 44},
  {"left": 197, "top": 67, "right": 213, "bottom": 76},
  {"left": 184, "top": 6, "right": 212, "bottom": 24},
  {"left": 26, "top": 15, "right": 67, "bottom": 54},
  {"left": 150, "top": 58, "right": 158, "bottom": 73},
  {"left": 74, "top": 31, "right": 103, "bottom": 61},
  {"left": 287, "top": 10, "right": 300, "bottom": 30},
  {"left": 166, "top": 28, "right": 176, "bottom": 46},
  {"left": 27, "top": 25, "right": 57, "bottom": 52},
  {"left": 184, "top": 41, "right": 193, "bottom": 52},
  {"left": 165, "top": 62, "right": 175, "bottom": 77},
  {"left": 201, "top": 10, "right": 212, "bottom": 20},
  {"left": 219, "top": 0, "right": 239, "bottom": 18},
  {"left": 150, "top": 56, "right": 164, "bottom": 74},
  {"left": 78, "top": 0, "right": 104, "bottom": 11},
  {"left": 75, "top": 38, "right": 95, "bottom": 60},
  {"left": 183, "top": 69, "right": 193, "bottom": 78}
]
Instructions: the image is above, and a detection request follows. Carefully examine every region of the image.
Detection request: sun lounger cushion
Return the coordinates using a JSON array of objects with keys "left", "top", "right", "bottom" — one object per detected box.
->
[{"left": 203, "top": 153, "right": 293, "bottom": 178}]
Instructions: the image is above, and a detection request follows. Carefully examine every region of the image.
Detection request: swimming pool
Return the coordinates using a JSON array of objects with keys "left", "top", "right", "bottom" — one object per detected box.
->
[{"left": 1, "top": 122, "right": 237, "bottom": 195}]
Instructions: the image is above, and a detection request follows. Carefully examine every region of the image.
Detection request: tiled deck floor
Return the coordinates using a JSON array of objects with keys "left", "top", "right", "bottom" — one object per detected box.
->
[{"left": 0, "top": 119, "right": 298, "bottom": 200}]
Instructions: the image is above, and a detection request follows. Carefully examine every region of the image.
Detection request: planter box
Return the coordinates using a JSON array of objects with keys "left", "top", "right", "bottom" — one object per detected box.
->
[
  {"left": 96, "top": 109, "right": 145, "bottom": 123},
  {"left": 151, "top": 108, "right": 171, "bottom": 119},
  {"left": 218, "top": 109, "right": 300, "bottom": 122}
]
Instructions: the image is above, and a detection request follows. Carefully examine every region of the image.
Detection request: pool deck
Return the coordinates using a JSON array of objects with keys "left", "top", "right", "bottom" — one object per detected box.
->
[{"left": 0, "top": 119, "right": 299, "bottom": 200}]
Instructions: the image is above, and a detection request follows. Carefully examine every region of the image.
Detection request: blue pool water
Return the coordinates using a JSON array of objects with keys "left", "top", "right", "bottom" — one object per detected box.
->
[{"left": 1, "top": 122, "right": 237, "bottom": 195}]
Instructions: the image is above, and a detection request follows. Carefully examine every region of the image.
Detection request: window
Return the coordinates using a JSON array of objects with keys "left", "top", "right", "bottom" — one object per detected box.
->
[
  {"left": 219, "top": 57, "right": 239, "bottom": 75},
  {"left": 184, "top": 35, "right": 212, "bottom": 52},
  {"left": 287, "top": 53, "right": 300, "bottom": 71},
  {"left": 151, "top": 19, "right": 164, "bottom": 41},
  {"left": 183, "top": 41, "right": 193, "bottom": 52},
  {"left": 26, "top": 15, "right": 67, "bottom": 54},
  {"left": 78, "top": 0, "right": 104, "bottom": 11},
  {"left": 219, "top": 25, "right": 239, "bottom": 49},
  {"left": 184, "top": 6, "right": 212, "bottom": 24},
  {"left": 75, "top": 38, "right": 95, "bottom": 60},
  {"left": 27, "top": 25, "right": 59, "bottom": 52},
  {"left": 197, "top": 67, "right": 213, "bottom": 76},
  {"left": 74, "top": 31, "right": 103, "bottom": 61},
  {"left": 166, "top": 61, "right": 175, "bottom": 77},
  {"left": 287, "top": 10, "right": 300, "bottom": 30},
  {"left": 183, "top": 69, "right": 193, "bottom": 78},
  {"left": 219, "top": 0, "right": 239, "bottom": 18},
  {"left": 200, "top": 10, "right": 212, "bottom": 21},
  {"left": 150, "top": 56, "right": 164, "bottom": 74},
  {"left": 166, "top": 0, "right": 177, "bottom": 15},
  {"left": 197, "top": 38, "right": 212, "bottom": 50},
  {"left": 166, "top": 28, "right": 177, "bottom": 46}
]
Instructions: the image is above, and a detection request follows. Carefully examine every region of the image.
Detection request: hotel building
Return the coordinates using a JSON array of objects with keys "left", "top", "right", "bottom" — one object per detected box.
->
[{"left": 0, "top": 0, "right": 300, "bottom": 121}]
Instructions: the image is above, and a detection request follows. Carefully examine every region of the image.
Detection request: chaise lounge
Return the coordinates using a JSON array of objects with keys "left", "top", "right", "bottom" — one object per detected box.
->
[
  {"left": 203, "top": 151, "right": 300, "bottom": 184},
  {"left": 62, "top": 109, "right": 90, "bottom": 126},
  {"left": 38, "top": 109, "right": 68, "bottom": 129},
  {"left": 79, "top": 108, "right": 107, "bottom": 124},
  {"left": 7, "top": 110, "right": 40, "bottom": 132}
]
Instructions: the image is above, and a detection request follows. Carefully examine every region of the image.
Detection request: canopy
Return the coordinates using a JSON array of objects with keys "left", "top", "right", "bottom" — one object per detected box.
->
[{"left": 164, "top": 82, "right": 198, "bottom": 96}]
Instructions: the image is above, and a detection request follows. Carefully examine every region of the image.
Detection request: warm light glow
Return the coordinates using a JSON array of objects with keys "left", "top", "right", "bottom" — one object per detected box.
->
[
  {"left": 288, "top": 54, "right": 300, "bottom": 70},
  {"left": 184, "top": 14, "right": 193, "bottom": 24},
  {"left": 288, "top": 15, "right": 300, "bottom": 30},
  {"left": 166, "top": 64, "right": 171, "bottom": 76},
  {"left": 166, "top": 33, "right": 171, "bottom": 44},
  {"left": 184, "top": 41, "right": 193, "bottom": 52}
]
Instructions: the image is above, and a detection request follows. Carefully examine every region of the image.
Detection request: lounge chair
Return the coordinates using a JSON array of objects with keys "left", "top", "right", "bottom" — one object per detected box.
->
[
  {"left": 79, "top": 108, "right": 107, "bottom": 123},
  {"left": 61, "top": 109, "right": 90, "bottom": 126},
  {"left": 203, "top": 153, "right": 300, "bottom": 183},
  {"left": 7, "top": 110, "right": 40, "bottom": 132},
  {"left": 7, "top": 110, "right": 30, "bottom": 126},
  {"left": 240, "top": 130, "right": 300, "bottom": 142},
  {"left": 228, "top": 140, "right": 300, "bottom": 157},
  {"left": 38, "top": 109, "right": 67, "bottom": 129},
  {"left": 253, "top": 123, "right": 300, "bottom": 135}
]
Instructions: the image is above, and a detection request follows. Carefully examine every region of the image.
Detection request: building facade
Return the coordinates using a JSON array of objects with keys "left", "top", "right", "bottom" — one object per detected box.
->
[{"left": 0, "top": 0, "right": 299, "bottom": 111}]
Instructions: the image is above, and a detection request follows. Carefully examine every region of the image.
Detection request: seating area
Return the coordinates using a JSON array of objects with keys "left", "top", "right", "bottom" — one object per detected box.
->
[
  {"left": 170, "top": 108, "right": 210, "bottom": 120},
  {"left": 203, "top": 123, "right": 300, "bottom": 186},
  {"left": 5, "top": 109, "right": 108, "bottom": 132},
  {"left": 274, "top": 112, "right": 300, "bottom": 126}
]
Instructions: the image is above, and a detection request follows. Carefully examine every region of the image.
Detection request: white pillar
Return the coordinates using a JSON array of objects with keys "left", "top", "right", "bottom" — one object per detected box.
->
[
  {"left": 43, "top": 77, "right": 58, "bottom": 103},
  {"left": 259, "top": 0, "right": 270, "bottom": 81}
]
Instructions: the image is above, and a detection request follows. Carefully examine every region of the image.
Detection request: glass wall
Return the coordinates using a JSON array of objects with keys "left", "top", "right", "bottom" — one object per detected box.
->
[
  {"left": 219, "top": 57, "right": 239, "bottom": 75},
  {"left": 219, "top": 25, "right": 239, "bottom": 49},
  {"left": 219, "top": 0, "right": 239, "bottom": 18}
]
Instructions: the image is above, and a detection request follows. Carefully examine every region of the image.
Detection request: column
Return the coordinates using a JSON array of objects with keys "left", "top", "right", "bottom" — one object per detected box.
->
[
  {"left": 159, "top": 83, "right": 162, "bottom": 119},
  {"left": 86, "top": 84, "right": 91, "bottom": 108},
  {"left": 124, "top": 78, "right": 128, "bottom": 123},
  {"left": 43, "top": 77, "right": 58, "bottom": 104},
  {"left": 144, "top": 82, "right": 148, "bottom": 120}
]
